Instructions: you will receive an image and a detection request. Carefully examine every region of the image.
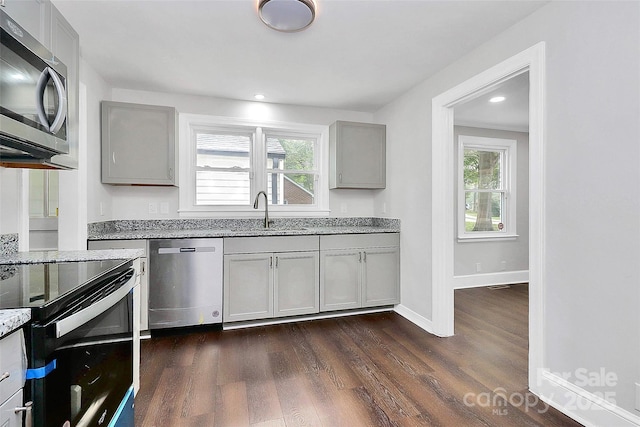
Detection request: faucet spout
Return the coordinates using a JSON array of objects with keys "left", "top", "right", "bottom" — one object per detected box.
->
[{"left": 253, "top": 191, "right": 270, "bottom": 228}]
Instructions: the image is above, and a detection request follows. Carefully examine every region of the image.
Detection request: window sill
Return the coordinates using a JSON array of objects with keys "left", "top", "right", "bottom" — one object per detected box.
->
[{"left": 457, "top": 234, "right": 519, "bottom": 243}]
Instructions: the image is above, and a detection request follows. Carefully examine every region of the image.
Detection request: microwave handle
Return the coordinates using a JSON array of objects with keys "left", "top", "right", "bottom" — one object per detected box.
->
[{"left": 35, "top": 67, "right": 67, "bottom": 134}]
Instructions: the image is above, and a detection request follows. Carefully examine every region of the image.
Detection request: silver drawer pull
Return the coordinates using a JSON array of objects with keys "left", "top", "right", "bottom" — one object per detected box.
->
[
  {"left": 15, "top": 401, "right": 33, "bottom": 427},
  {"left": 0, "top": 371, "right": 9, "bottom": 382}
]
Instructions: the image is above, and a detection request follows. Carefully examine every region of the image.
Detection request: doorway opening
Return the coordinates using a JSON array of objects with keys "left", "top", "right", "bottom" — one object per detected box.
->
[{"left": 431, "top": 43, "right": 545, "bottom": 391}]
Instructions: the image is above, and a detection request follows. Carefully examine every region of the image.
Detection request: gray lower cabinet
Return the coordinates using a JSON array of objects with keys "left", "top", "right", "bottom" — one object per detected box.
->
[
  {"left": 101, "top": 101, "right": 178, "bottom": 185},
  {"left": 0, "top": 330, "right": 26, "bottom": 427},
  {"left": 320, "top": 233, "right": 399, "bottom": 312},
  {"left": 223, "top": 236, "right": 320, "bottom": 322}
]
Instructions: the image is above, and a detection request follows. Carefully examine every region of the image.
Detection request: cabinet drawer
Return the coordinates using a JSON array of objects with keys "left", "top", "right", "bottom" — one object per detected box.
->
[
  {"left": 320, "top": 233, "right": 399, "bottom": 251},
  {"left": 0, "top": 389, "right": 23, "bottom": 427},
  {"left": 224, "top": 236, "right": 319, "bottom": 254},
  {"left": 0, "top": 330, "right": 26, "bottom": 405}
]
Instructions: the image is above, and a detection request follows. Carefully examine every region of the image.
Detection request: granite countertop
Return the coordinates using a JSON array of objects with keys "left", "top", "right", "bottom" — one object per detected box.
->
[
  {"left": 0, "top": 309, "right": 31, "bottom": 338},
  {"left": 88, "top": 225, "right": 399, "bottom": 240},
  {"left": 87, "top": 217, "right": 400, "bottom": 241},
  {"left": 0, "top": 249, "right": 144, "bottom": 265}
]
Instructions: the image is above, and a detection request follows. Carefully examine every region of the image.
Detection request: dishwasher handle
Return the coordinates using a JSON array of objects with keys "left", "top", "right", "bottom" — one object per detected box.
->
[{"left": 158, "top": 247, "right": 217, "bottom": 254}]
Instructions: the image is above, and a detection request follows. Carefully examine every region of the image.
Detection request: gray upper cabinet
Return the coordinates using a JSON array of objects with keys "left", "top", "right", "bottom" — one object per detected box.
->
[
  {"left": 329, "top": 121, "right": 386, "bottom": 189},
  {"left": 1, "top": 0, "right": 49, "bottom": 45},
  {"left": 49, "top": 4, "right": 79, "bottom": 169},
  {"left": 101, "top": 101, "right": 178, "bottom": 186}
]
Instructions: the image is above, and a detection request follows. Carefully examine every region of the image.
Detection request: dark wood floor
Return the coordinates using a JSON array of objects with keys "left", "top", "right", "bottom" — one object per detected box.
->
[{"left": 135, "top": 284, "right": 582, "bottom": 426}]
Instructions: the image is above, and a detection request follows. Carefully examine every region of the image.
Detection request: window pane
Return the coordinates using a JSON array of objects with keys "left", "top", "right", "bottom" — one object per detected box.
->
[
  {"left": 196, "top": 133, "right": 251, "bottom": 169},
  {"left": 267, "top": 173, "right": 315, "bottom": 205},
  {"left": 463, "top": 149, "right": 501, "bottom": 190},
  {"left": 465, "top": 191, "right": 504, "bottom": 232},
  {"left": 266, "top": 137, "right": 314, "bottom": 171},
  {"left": 196, "top": 171, "right": 250, "bottom": 205}
]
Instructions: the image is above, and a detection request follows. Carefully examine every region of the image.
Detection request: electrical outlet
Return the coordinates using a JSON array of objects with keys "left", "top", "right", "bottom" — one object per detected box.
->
[
  {"left": 148, "top": 202, "right": 158, "bottom": 214},
  {"left": 99, "top": 202, "right": 104, "bottom": 216},
  {"left": 382, "top": 202, "right": 387, "bottom": 214},
  {"left": 476, "top": 262, "right": 482, "bottom": 273}
]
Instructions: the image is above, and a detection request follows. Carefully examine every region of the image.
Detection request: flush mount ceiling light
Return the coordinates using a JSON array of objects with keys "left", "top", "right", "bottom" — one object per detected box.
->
[
  {"left": 489, "top": 96, "right": 506, "bottom": 103},
  {"left": 258, "top": 0, "right": 316, "bottom": 32}
]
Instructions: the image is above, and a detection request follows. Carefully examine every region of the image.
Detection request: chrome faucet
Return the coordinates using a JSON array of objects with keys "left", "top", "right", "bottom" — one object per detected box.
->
[{"left": 253, "top": 191, "right": 271, "bottom": 228}]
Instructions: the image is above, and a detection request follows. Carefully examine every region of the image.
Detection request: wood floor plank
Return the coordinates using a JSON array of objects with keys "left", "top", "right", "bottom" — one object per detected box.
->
[{"left": 135, "top": 284, "right": 583, "bottom": 427}]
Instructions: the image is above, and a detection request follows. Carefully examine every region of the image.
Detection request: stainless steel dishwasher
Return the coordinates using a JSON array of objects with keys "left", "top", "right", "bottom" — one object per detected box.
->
[{"left": 149, "top": 238, "right": 223, "bottom": 329}]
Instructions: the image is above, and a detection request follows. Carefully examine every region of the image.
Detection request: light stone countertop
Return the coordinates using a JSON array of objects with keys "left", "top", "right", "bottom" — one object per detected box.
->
[
  {"left": 87, "top": 226, "right": 399, "bottom": 241},
  {"left": 0, "top": 309, "right": 30, "bottom": 339},
  {"left": 0, "top": 249, "right": 144, "bottom": 265},
  {"left": 87, "top": 217, "right": 400, "bottom": 241}
]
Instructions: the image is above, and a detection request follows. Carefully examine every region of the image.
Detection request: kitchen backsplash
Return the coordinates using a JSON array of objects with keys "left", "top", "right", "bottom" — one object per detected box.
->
[
  {"left": 89, "top": 217, "right": 400, "bottom": 235},
  {"left": 0, "top": 234, "right": 18, "bottom": 255}
]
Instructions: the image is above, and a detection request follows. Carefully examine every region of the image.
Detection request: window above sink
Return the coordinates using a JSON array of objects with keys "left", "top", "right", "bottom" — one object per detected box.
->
[{"left": 179, "top": 114, "right": 330, "bottom": 218}]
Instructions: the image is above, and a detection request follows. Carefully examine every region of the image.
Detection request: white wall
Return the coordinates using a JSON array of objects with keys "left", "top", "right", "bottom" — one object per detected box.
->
[
  {"left": 0, "top": 169, "right": 23, "bottom": 234},
  {"left": 453, "top": 126, "right": 529, "bottom": 277},
  {"left": 89, "top": 88, "right": 377, "bottom": 221},
  {"left": 375, "top": 0, "right": 639, "bottom": 417}
]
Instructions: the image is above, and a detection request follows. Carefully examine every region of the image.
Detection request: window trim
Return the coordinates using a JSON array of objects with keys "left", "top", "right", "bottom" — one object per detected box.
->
[
  {"left": 457, "top": 135, "right": 517, "bottom": 242},
  {"left": 179, "top": 114, "right": 329, "bottom": 217}
]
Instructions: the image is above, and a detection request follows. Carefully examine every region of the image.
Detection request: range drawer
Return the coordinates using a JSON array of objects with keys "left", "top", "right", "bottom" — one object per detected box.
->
[{"left": 0, "top": 330, "right": 26, "bottom": 405}]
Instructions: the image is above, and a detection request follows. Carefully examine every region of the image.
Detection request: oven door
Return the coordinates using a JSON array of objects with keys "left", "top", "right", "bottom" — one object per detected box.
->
[
  {"left": 27, "top": 269, "right": 135, "bottom": 427},
  {"left": 0, "top": 10, "right": 68, "bottom": 156}
]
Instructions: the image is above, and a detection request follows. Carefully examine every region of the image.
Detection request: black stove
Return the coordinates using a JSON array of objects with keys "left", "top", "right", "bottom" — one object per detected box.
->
[
  {"left": 0, "top": 259, "right": 136, "bottom": 427},
  {"left": 0, "top": 259, "right": 128, "bottom": 320}
]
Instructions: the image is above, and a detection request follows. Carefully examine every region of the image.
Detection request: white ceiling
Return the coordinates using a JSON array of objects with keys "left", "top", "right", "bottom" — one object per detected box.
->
[
  {"left": 454, "top": 71, "right": 529, "bottom": 132},
  {"left": 53, "top": 0, "right": 547, "bottom": 113}
]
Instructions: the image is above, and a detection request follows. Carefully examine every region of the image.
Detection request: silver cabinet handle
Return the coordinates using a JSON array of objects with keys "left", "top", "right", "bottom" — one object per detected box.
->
[
  {"left": 339, "top": 173, "right": 343, "bottom": 183},
  {"left": 270, "top": 256, "right": 273, "bottom": 269},
  {"left": 0, "top": 371, "right": 9, "bottom": 382},
  {"left": 275, "top": 256, "right": 279, "bottom": 268},
  {"left": 363, "top": 252, "right": 367, "bottom": 262},
  {"left": 15, "top": 401, "right": 33, "bottom": 427},
  {"left": 359, "top": 252, "right": 362, "bottom": 262}
]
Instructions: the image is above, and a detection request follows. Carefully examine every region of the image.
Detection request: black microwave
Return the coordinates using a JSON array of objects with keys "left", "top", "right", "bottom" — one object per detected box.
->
[{"left": 0, "top": 9, "right": 69, "bottom": 165}]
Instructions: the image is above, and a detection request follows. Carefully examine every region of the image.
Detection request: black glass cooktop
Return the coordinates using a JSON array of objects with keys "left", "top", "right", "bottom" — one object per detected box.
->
[{"left": 0, "top": 259, "right": 127, "bottom": 311}]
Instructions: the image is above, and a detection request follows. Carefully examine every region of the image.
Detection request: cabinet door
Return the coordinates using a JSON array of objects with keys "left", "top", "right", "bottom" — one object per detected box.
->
[
  {"left": 101, "top": 101, "right": 177, "bottom": 185},
  {"left": 320, "top": 249, "right": 361, "bottom": 311},
  {"left": 49, "top": 4, "right": 79, "bottom": 168},
  {"left": 331, "top": 121, "right": 386, "bottom": 189},
  {"left": 362, "top": 247, "right": 400, "bottom": 307},
  {"left": 2, "top": 0, "right": 48, "bottom": 45},
  {"left": 224, "top": 253, "right": 273, "bottom": 322},
  {"left": 0, "top": 389, "right": 23, "bottom": 427},
  {"left": 274, "top": 251, "right": 319, "bottom": 317}
]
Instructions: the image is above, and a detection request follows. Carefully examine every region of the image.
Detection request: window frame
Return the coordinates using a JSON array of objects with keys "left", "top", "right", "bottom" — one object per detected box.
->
[
  {"left": 457, "top": 135, "right": 517, "bottom": 242},
  {"left": 179, "top": 114, "right": 329, "bottom": 217}
]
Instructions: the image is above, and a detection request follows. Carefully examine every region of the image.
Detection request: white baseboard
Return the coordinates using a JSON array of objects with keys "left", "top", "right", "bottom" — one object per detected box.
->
[
  {"left": 394, "top": 304, "right": 435, "bottom": 335},
  {"left": 453, "top": 270, "right": 529, "bottom": 289},
  {"left": 536, "top": 370, "right": 640, "bottom": 427}
]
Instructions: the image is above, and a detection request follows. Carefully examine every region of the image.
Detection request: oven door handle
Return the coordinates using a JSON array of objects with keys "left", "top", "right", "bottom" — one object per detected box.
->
[{"left": 54, "top": 273, "right": 135, "bottom": 339}]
